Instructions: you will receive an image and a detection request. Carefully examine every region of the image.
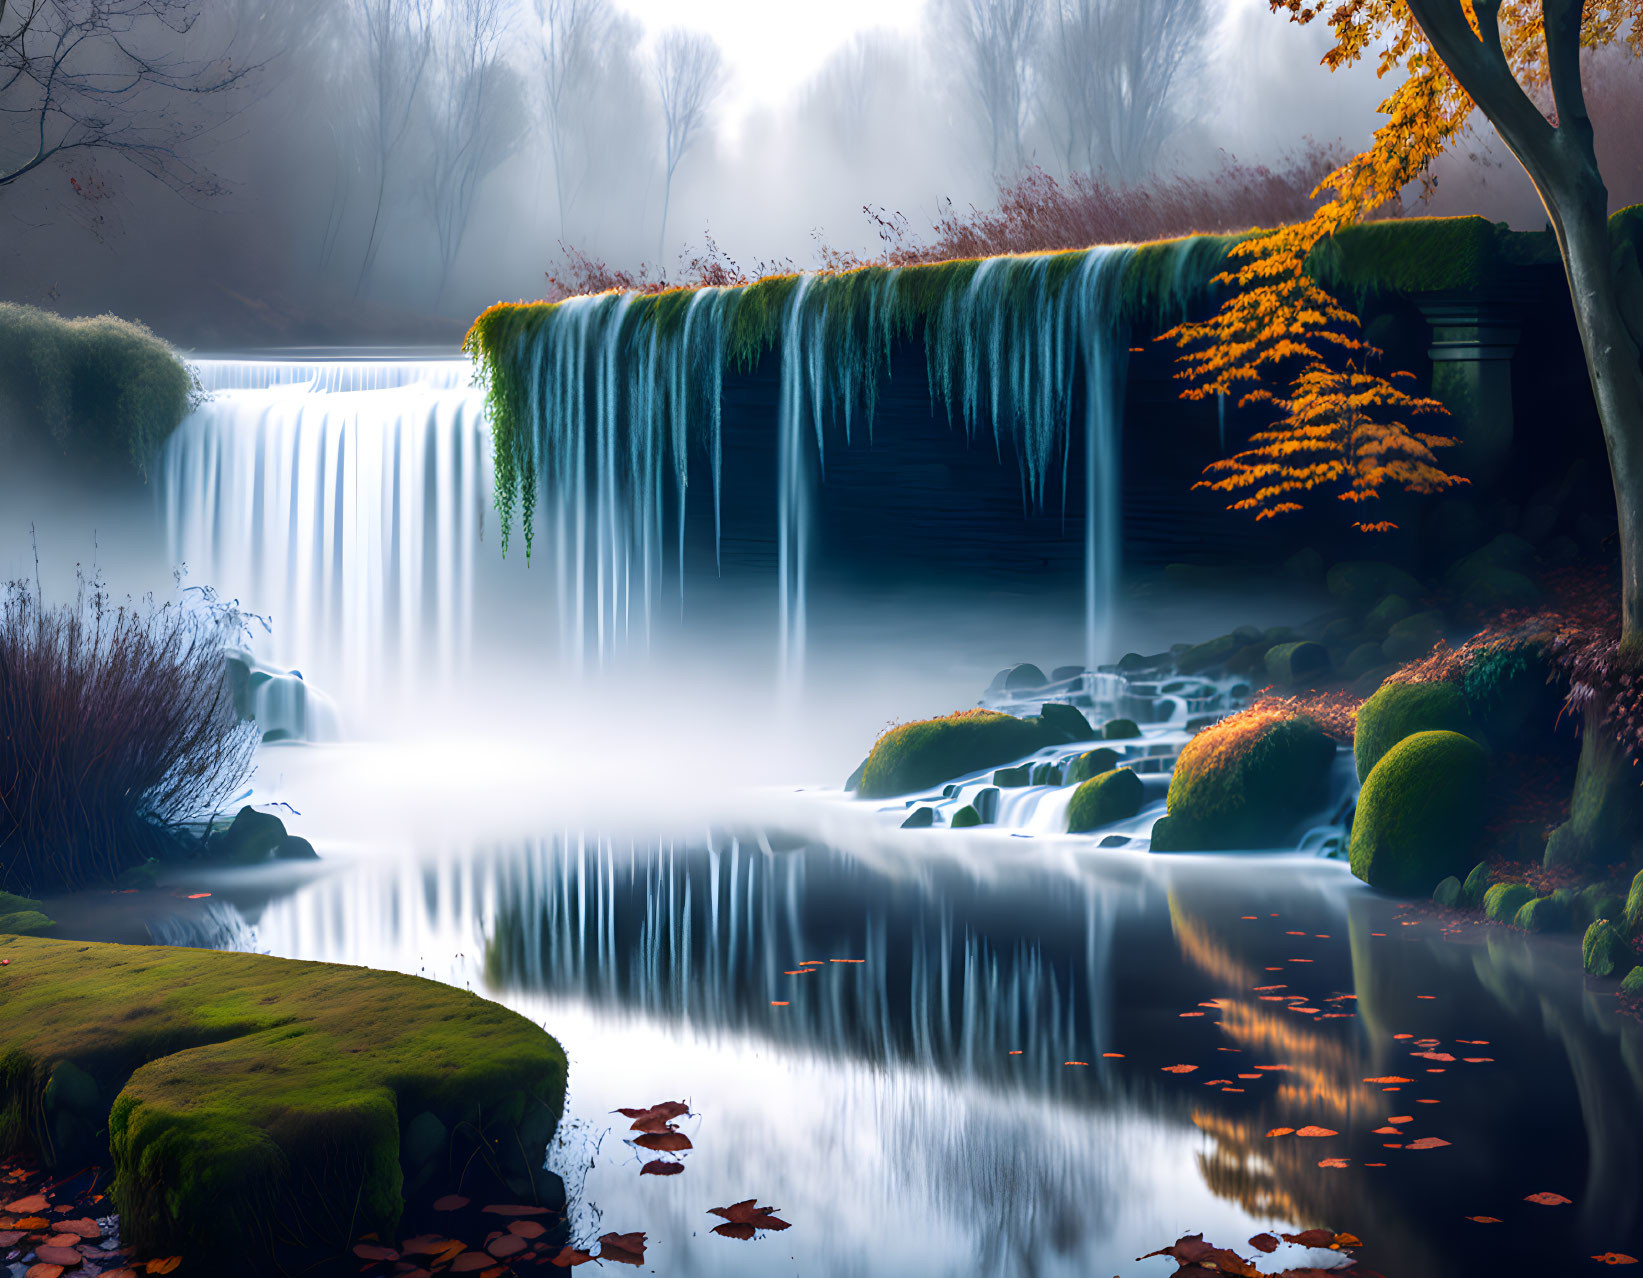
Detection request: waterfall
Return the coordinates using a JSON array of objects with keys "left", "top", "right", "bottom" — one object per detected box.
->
[{"left": 159, "top": 358, "right": 488, "bottom": 717}]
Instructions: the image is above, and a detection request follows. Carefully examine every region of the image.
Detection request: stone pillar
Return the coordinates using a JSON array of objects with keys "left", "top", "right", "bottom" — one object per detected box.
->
[{"left": 1417, "top": 298, "right": 1522, "bottom": 487}]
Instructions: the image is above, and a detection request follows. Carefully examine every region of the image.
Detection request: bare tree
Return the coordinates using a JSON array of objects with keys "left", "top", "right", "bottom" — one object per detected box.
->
[
  {"left": 1037, "top": 0, "right": 1210, "bottom": 183},
  {"left": 536, "top": 0, "right": 611, "bottom": 237},
  {"left": 354, "top": 0, "right": 434, "bottom": 297},
  {"left": 421, "top": 0, "right": 524, "bottom": 308},
  {"left": 930, "top": 0, "right": 1042, "bottom": 177},
  {"left": 653, "top": 27, "right": 724, "bottom": 263},
  {"left": 802, "top": 31, "right": 915, "bottom": 154},
  {"left": 0, "top": 0, "right": 254, "bottom": 199}
]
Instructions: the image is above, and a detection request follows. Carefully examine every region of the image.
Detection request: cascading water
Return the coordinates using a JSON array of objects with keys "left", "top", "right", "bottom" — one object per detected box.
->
[{"left": 160, "top": 358, "right": 489, "bottom": 719}]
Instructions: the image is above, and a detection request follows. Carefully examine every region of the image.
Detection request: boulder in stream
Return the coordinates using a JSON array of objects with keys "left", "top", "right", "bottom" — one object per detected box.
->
[{"left": 1351, "top": 730, "right": 1487, "bottom": 896}]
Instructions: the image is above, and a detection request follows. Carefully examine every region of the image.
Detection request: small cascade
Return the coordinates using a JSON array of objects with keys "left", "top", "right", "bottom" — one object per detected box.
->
[{"left": 159, "top": 358, "right": 489, "bottom": 717}]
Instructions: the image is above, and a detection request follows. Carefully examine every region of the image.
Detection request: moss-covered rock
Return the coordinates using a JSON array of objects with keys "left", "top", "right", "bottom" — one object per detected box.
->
[
  {"left": 1340, "top": 643, "right": 1384, "bottom": 680},
  {"left": 1365, "top": 594, "right": 1414, "bottom": 639},
  {"left": 1461, "top": 861, "right": 1494, "bottom": 908},
  {"left": 951, "top": 805, "right": 982, "bottom": 828},
  {"left": 1584, "top": 918, "right": 1633, "bottom": 977},
  {"left": 1066, "top": 769, "right": 1145, "bottom": 833},
  {"left": 1030, "top": 761, "right": 1064, "bottom": 786},
  {"left": 1433, "top": 876, "right": 1462, "bottom": 908},
  {"left": 0, "top": 935, "right": 567, "bottom": 1267},
  {"left": 858, "top": 710, "right": 1062, "bottom": 798},
  {"left": 1457, "top": 641, "right": 1564, "bottom": 753},
  {"left": 1066, "top": 747, "right": 1120, "bottom": 785},
  {"left": 1102, "top": 718, "right": 1142, "bottom": 740},
  {"left": 1350, "top": 731, "right": 1488, "bottom": 895},
  {"left": 1446, "top": 535, "right": 1540, "bottom": 611},
  {"left": 1264, "top": 641, "right": 1329, "bottom": 689},
  {"left": 213, "top": 806, "right": 290, "bottom": 865},
  {"left": 1040, "top": 702, "right": 1095, "bottom": 741},
  {"left": 1514, "top": 895, "right": 1571, "bottom": 933},
  {"left": 1545, "top": 727, "right": 1643, "bottom": 868},
  {"left": 1381, "top": 610, "right": 1448, "bottom": 664},
  {"left": 1353, "top": 680, "right": 1473, "bottom": 782},
  {"left": 0, "top": 891, "right": 55, "bottom": 937},
  {"left": 993, "top": 763, "right": 1033, "bottom": 787},
  {"left": 1326, "top": 561, "right": 1424, "bottom": 611},
  {"left": 1483, "top": 881, "right": 1536, "bottom": 922},
  {"left": 1150, "top": 711, "right": 1335, "bottom": 851},
  {"left": 1622, "top": 966, "right": 1643, "bottom": 997},
  {"left": 1624, "top": 867, "right": 1643, "bottom": 935},
  {"left": 993, "top": 663, "right": 1047, "bottom": 692},
  {"left": 1176, "top": 634, "right": 1239, "bottom": 675},
  {"left": 901, "top": 806, "right": 935, "bottom": 828}
]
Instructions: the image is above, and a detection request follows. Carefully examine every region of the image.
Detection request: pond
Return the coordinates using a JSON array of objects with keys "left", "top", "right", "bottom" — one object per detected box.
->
[{"left": 129, "top": 746, "right": 1643, "bottom": 1278}]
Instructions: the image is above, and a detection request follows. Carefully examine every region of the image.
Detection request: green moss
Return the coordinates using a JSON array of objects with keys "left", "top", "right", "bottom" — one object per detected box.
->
[
  {"left": 951, "top": 804, "right": 982, "bottom": 828},
  {"left": 1264, "top": 641, "right": 1329, "bottom": 689},
  {"left": 1381, "top": 610, "right": 1448, "bottom": 664},
  {"left": 1354, "top": 680, "right": 1473, "bottom": 782},
  {"left": 1483, "top": 881, "right": 1535, "bottom": 922},
  {"left": 1584, "top": 918, "right": 1632, "bottom": 977},
  {"left": 0, "top": 303, "right": 193, "bottom": 478},
  {"left": 1622, "top": 966, "right": 1643, "bottom": 997},
  {"left": 1433, "top": 876, "right": 1462, "bottom": 908},
  {"left": 0, "top": 935, "right": 566, "bottom": 1265},
  {"left": 1306, "top": 216, "right": 1504, "bottom": 304},
  {"left": 858, "top": 710, "right": 1061, "bottom": 798},
  {"left": 1152, "top": 712, "right": 1336, "bottom": 851},
  {"left": 1102, "top": 718, "right": 1142, "bottom": 740},
  {"left": 1066, "top": 768, "right": 1144, "bottom": 833},
  {"left": 1177, "top": 634, "right": 1239, "bottom": 675},
  {"left": 1458, "top": 640, "right": 1562, "bottom": 752},
  {"left": 1514, "top": 895, "right": 1570, "bottom": 933},
  {"left": 1461, "top": 861, "right": 1494, "bottom": 908},
  {"left": 1624, "top": 867, "right": 1643, "bottom": 935},
  {"left": 1066, "top": 747, "right": 1121, "bottom": 785},
  {"left": 1365, "top": 594, "right": 1412, "bottom": 638},
  {"left": 1350, "top": 731, "right": 1488, "bottom": 895}
]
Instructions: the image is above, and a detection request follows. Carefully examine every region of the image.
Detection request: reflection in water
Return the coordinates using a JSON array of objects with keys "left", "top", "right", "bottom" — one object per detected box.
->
[{"left": 203, "top": 828, "right": 1643, "bottom": 1277}]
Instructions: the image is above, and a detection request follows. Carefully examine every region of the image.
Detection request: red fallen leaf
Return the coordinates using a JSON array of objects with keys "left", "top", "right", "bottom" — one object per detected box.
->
[
  {"left": 0, "top": 1231, "right": 24, "bottom": 1247},
  {"left": 597, "top": 1231, "right": 647, "bottom": 1265},
  {"left": 635, "top": 1131, "right": 692, "bottom": 1153},
  {"left": 487, "top": 1234, "right": 527, "bottom": 1259},
  {"left": 614, "top": 1101, "right": 690, "bottom": 1134},
  {"left": 185, "top": 893, "right": 211, "bottom": 900},
  {"left": 509, "top": 1221, "right": 548, "bottom": 1239},
  {"left": 1593, "top": 1254, "right": 1639, "bottom": 1265},
  {"left": 1160, "top": 1064, "right": 1198, "bottom": 1074},
  {"left": 433, "top": 1194, "right": 470, "bottom": 1211},
  {"left": 1525, "top": 1192, "right": 1572, "bottom": 1206},
  {"left": 482, "top": 1204, "right": 552, "bottom": 1217},
  {"left": 1411, "top": 1051, "right": 1456, "bottom": 1062},
  {"left": 1318, "top": 1158, "right": 1349, "bottom": 1168},
  {"left": 1265, "top": 1128, "right": 1295, "bottom": 1137},
  {"left": 1463, "top": 1057, "right": 1495, "bottom": 1063},
  {"left": 1467, "top": 1216, "right": 1502, "bottom": 1224},
  {"left": 1363, "top": 1076, "right": 1415, "bottom": 1085},
  {"left": 14, "top": 1216, "right": 49, "bottom": 1229},
  {"left": 402, "top": 1236, "right": 455, "bottom": 1255},
  {"left": 448, "top": 1254, "right": 493, "bottom": 1273},
  {"left": 713, "top": 1223, "right": 757, "bottom": 1240},
  {"left": 31, "top": 1249, "right": 78, "bottom": 1269},
  {"left": 1248, "top": 1233, "right": 1280, "bottom": 1253},
  {"left": 549, "top": 1245, "right": 596, "bottom": 1267},
  {"left": 641, "top": 1160, "right": 684, "bottom": 1177},
  {"left": 1406, "top": 1137, "right": 1451, "bottom": 1150},
  {"left": 1371, "top": 1126, "right": 1400, "bottom": 1134},
  {"left": 3, "top": 1196, "right": 47, "bottom": 1214},
  {"left": 25, "top": 1265, "right": 63, "bottom": 1278},
  {"left": 354, "top": 1243, "right": 399, "bottom": 1261},
  {"left": 1136, "top": 1234, "right": 1260, "bottom": 1277},
  {"left": 55, "top": 1220, "right": 99, "bottom": 1241},
  {"left": 1280, "top": 1229, "right": 1337, "bottom": 1247},
  {"left": 1295, "top": 1126, "right": 1338, "bottom": 1138},
  {"left": 147, "top": 1261, "right": 184, "bottom": 1277},
  {"left": 1253, "top": 1065, "right": 1289, "bottom": 1071},
  {"left": 708, "top": 1200, "right": 791, "bottom": 1233},
  {"left": 1101, "top": 1052, "right": 1125, "bottom": 1058},
  {"left": 1387, "top": 1115, "right": 1413, "bottom": 1124}
]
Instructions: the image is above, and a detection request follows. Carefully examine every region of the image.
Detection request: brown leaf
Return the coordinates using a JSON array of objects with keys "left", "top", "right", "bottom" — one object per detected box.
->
[
  {"left": 30, "top": 1251, "right": 78, "bottom": 1271},
  {"left": 54, "top": 1220, "right": 99, "bottom": 1241},
  {"left": 1593, "top": 1254, "right": 1639, "bottom": 1265},
  {"left": 432, "top": 1194, "right": 470, "bottom": 1211},
  {"left": 3, "top": 1196, "right": 47, "bottom": 1214},
  {"left": 1161, "top": 1064, "right": 1199, "bottom": 1074},
  {"left": 509, "top": 1221, "right": 548, "bottom": 1240},
  {"left": 1294, "top": 1126, "right": 1338, "bottom": 1138},
  {"left": 1248, "top": 1233, "right": 1280, "bottom": 1254},
  {"left": 24, "top": 1264, "right": 63, "bottom": 1278},
  {"left": 145, "top": 1262, "right": 182, "bottom": 1277},
  {"left": 353, "top": 1242, "right": 399, "bottom": 1261},
  {"left": 1136, "top": 1234, "right": 1260, "bottom": 1277},
  {"left": 597, "top": 1231, "right": 647, "bottom": 1266},
  {"left": 634, "top": 1131, "right": 692, "bottom": 1153},
  {"left": 401, "top": 1236, "right": 453, "bottom": 1256},
  {"left": 708, "top": 1200, "right": 792, "bottom": 1233},
  {"left": 549, "top": 1245, "right": 596, "bottom": 1267},
  {"left": 614, "top": 1101, "right": 690, "bottom": 1133},
  {"left": 1405, "top": 1137, "right": 1451, "bottom": 1150},
  {"left": 1265, "top": 1127, "right": 1295, "bottom": 1137},
  {"left": 1466, "top": 1216, "right": 1502, "bottom": 1224},
  {"left": 640, "top": 1160, "right": 684, "bottom": 1177},
  {"left": 1363, "top": 1076, "right": 1415, "bottom": 1085},
  {"left": 1525, "top": 1192, "right": 1571, "bottom": 1206},
  {"left": 486, "top": 1234, "right": 527, "bottom": 1259},
  {"left": 1317, "top": 1158, "right": 1349, "bottom": 1169},
  {"left": 1280, "top": 1229, "right": 1337, "bottom": 1247},
  {"left": 449, "top": 1254, "right": 493, "bottom": 1274}
]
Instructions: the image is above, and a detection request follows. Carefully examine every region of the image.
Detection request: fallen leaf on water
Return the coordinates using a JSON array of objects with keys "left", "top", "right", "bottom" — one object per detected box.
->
[
  {"left": 1253, "top": 1065, "right": 1289, "bottom": 1072},
  {"left": 782, "top": 970, "right": 814, "bottom": 976},
  {"left": 1179, "top": 1012, "right": 1204, "bottom": 1018},
  {"left": 1318, "top": 1158, "right": 1349, "bottom": 1168},
  {"left": 770, "top": 1001, "right": 790, "bottom": 1007},
  {"left": 1372, "top": 1126, "right": 1401, "bottom": 1135},
  {"left": 487, "top": 1234, "right": 527, "bottom": 1259},
  {"left": 1525, "top": 1192, "right": 1571, "bottom": 1206},
  {"left": 433, "top": 1194, "right": 469, "bottom": 1211},
  {"left": 1463, "top": 1057, "right": 1495, "bottom": 1064},
  {"left": 597, "top": 1232, "right": 647, "bottom": 1265},
  {"left": 1265, "top": 1128, "right": 1295, "bottom": 1138},
  {"left": 56, "top": 1220, "right": 99, "bottom": 1240},
  {"left": 1593, "top": 1254, "right": 1639, "bottom": 1265},
  {"left": 449, "top": 1254, "right": 493, "bottom": 1274},
  {"left": 1161, "top": 1064, "right": 1198, "bottom": 1074},
  {"left": 635, "top": 1131, "right": 692, "bottom": 1153},
  {"left": 713, "top": 1223, "right": 757, "bottom": 1241},
  {"left": 830, "top": 958, "right": 865, "bottom": 964},
  {"left": 708, "top": 1200, "right": 791, "bottom": 1234},
  {"left": 25, "top": 1265, "right": 63, "bottom": 1278},
  {"left": 186, "top": 893, "right": 211, "bottom": 900},
  {"left": 614, "top": 1102, "right": 689, "bottom": 1133},
  {"left": 3, "top": 1196, "right": 46, "bottom": 1213},
  {"left": 1467, "top": 1216, "right": 1502, "bottom": 1224},
  {"left": 550, "top": 1245, "right": 596, "bottom": 1267},
  {"left": 1280, "top": 1229, "right": 1337, "bottom": 1247},
  {"left": 1387, "top": 1115, "right": 1413, "bottom": 1124},
  {"left": 510, "top": 1221, "right": 549, "bottom": 1239},
  {"left": 1065, "top": 1060, "right": 1089, "bottom": 1066},
  {"left": 1248, "top": 1233, "right": 1280, "bottom": 1253},
  {"left": 1101, "top": 1052, "right": 1125, "bottom": 1058},
  {"left": 640, "top": 1160, "right": 683, "bottom": 1177},
  {"left": 1295, "top": 1126, "right": 1338, "bottom": 1138},
  {"left": 1136, "top": 1234, "right": 1260, "bottom": 1277},
  {"left": 146, "top": 1260, "right": 183, "bottom": 1276},
  {"left": 1363, "top": 1076, "right": 1415, "bottom": 1085},
  {"left": 1406, "top": 1137, "right": 1451, "bottom": 1150},
  {"left": 354, "top": 1243, "right": 399, "bottom": 1261}
]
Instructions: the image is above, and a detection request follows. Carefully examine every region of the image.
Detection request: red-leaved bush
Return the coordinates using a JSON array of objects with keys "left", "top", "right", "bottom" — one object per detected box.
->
[{"left": 0, "top": 575, "right": 258, "bottom": 893}]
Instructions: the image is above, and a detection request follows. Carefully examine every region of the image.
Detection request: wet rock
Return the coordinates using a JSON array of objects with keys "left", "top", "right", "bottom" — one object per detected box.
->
[
  {"left": 1432, "top": 876, "right": 1462, "bottom": 908},
  {"left": 1101, "top": 718, "right": 1141, "bottom": 740},
  {"left": 900, "top": 806, "right": 935, "bottom": 829},
  {"left": 214, "top": 806, "right": 289, "bottom": 865},
  {"left": 972, "top": 787, "right": 1001, "bottom": 823},
  {"left": 1039, "top": 702, "right": 1095, "bottom": 742},
  {"left": 1350, "top": 730, "right": 1487, "bottom": 895},
  {"left": 1326, "top": 561, "right": 1423, "bottom": 612},
  {"left": 1462, "top": 862, "right": 1494, "bottom": 908},
  {"left": 1514, "top": 895, "right": 1570, "bottom": 932},
  {"left": 1282, "top": 548, "right": 1325, "bottom": 585},
  {"left": 1483, "top": 881, "right": 1536, "bottom": 923},
  {"left": 1066, "top": 768, "right": 1144, "bottom": 834},
  {"left": 1176, "top": 634, "right": 1238, "bottom": 675},
  {"left": 1343, "top": 642, "right": 1386, "bottom": 680},
  {"left": 1030, "top": 762, "right": 1064, "bottom": 786},
  {"left": 1066, "top": 748, "right": 1120, "bottom": 786},
  {"left": 1584, "top": 918, "right": 1632, "bottom": 977},
  {"left": 276, "top": 836, "right": 319, "bottom": 861},
  {"left": 950, "top": 805, "right": 982, "bottom": 828},
  {"left": 1000, "top": 663, "right": 1048, "bottom": 692},
  {"left": 1381, "top": 610, "right": 1448, "bottom": 664},
  {"left": 857, "top": 711, "right": 1062, "bottom": 798},
  {"left": 993, "top": 763, "right": 1033, "bottom": 788},
  {"left": 1050, "top": 665, "right": 1086, "bottom": 683},
  {"left": 1365, "top": 594, "right": 1413, "bottom": 638},
  {"left": 1354, "top": 680, "right": 1473, "bottom": 782},
  {"left": 1264, "top": 641, "right": 1329, "bottom": 689}
]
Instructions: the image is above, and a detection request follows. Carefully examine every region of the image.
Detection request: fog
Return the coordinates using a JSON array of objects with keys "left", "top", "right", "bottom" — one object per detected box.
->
[{"left": 0, "top": 0, "right": 1472, "bottom": 349}]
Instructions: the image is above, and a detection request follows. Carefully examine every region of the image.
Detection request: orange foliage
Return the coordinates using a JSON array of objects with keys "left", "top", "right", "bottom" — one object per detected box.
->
[{"left": 1168, "top": 1, "right": 1643, "bottom": 529}]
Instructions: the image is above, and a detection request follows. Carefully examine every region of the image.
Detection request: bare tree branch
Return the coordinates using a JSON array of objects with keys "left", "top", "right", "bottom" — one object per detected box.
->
[{"left": 653, "top": 27, "right": 723, "bottom": 263}]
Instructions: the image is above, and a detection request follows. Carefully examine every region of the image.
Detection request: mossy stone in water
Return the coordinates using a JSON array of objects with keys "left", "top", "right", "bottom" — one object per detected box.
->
[
  {"left": 993, "top": 763, "right": 1033, "bottom": 787},
  {"left": 1514, "top": 895, "right": 1570, "bottom": 932},
  {"left": 951, "top": 804, "right": 982, "bottom": 828},
  {"left": 901, "top": 806, "right": 935, "bottom": 828},
  {"left": 1066, "top": 769, "right": 1144, "bottom": 834},
  {"left": 1483, "top": 881, "right": 1536, "bottom": 923},
  {"left": 1176, "top": 634, "right": 1238, "bottom": 675},
  {"left": 0, "top": 934, "right": 567, "bottom": 1268},
  {"left": 858, "top": 710, "right": 1058, "bottom": 797},
  {"left": 1622, "top": 966, "right": 1643, "bottom": 996},
  {"left": 0, "top": 891, "right": 55, "bottom": 936},
  {"left": 1351, "top": 731, "right": 1487, "bottom": 895},
  {"left": 1102, "top": 718, "right": 1142, "bottom": 740},
  {"left": 1433, "top": 876, "right": 1462, "bottom": 908},
  {"left": 1584, "top": 918, "right": 1632, "bottom": 977},
  {"left": 214, "top": 805, "right": 289, "bottom": 865},
  {"left": 1264, "top": 641, "right": 1330, "bottom": 689},
  {"left": 1354, "top": 680, "right": 1473, "bottom": 782},
  {"left": 1152, "top": 711, "right": 1335, "bottom": 851},
  {"left": 1039, "top": 702, "right": 1095, "bottom": 742},
  {"left": 1461, "top": 862, "right": 1494, "bottom": 908},
  {"left": 1066, "top": 748, "right": 1120, "bottom": 785},
  {"left": 1624, "top": 867, "right": 1643, "bottom": 935}
]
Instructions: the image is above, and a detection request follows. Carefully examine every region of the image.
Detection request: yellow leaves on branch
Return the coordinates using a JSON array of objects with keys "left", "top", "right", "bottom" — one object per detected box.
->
[{"left": 1166, "top": 0, "right": 1643, "bottom": 530}]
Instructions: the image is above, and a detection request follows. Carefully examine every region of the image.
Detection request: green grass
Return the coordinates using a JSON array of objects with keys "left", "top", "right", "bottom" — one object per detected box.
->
[{"left": 0, "top": 935, "right": 566, "bottom": 1266}]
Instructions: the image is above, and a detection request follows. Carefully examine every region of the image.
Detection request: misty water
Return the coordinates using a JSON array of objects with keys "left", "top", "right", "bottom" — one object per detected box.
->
[{"left": 26, "top": 352, "right": 1643, "bottom": 1276}]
